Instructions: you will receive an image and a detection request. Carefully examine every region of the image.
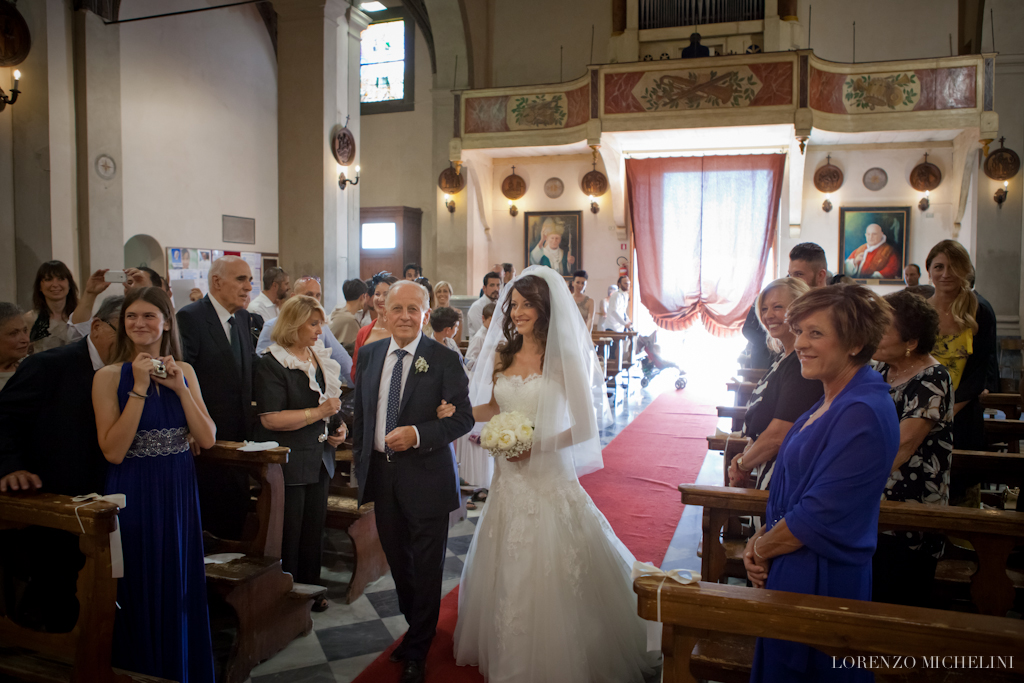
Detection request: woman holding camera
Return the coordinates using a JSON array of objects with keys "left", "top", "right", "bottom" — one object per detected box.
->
[
  {"left": 255, "top": 295, "right": 346, "bottom": 611},
  {"left": 93, "top": 287, "right": 217, "bottom": 683}
]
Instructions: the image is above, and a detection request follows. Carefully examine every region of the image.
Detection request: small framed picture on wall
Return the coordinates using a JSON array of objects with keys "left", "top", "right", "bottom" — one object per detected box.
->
[
  {"left": 525, "top": 211, "right": 582, "bottom": 277},
  {"left": 838, "top": 206, "right": 909, "bottom": 285}
]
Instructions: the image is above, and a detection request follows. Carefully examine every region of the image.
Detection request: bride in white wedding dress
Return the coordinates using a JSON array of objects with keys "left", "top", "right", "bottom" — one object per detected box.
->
[{"left": 450, "top": 266, "right": 656, "bottom": 683}]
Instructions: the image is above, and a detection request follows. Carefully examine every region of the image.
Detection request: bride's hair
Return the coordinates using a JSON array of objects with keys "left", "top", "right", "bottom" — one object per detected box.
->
[{"left": 494, "top": 274, "right": 550, "bottom": 380}]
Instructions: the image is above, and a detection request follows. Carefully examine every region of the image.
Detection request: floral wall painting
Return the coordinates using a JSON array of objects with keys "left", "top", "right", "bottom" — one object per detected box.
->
[
  {"left": 839, "top": 207, "right": 910, "bottom": 285},
  {"left": 525, "top": 211, "right": 582, "bottom": 276},
  {"left": 507, "top": 93, "right": 567, "bottom": 130},
  {"left": 844, "top": 72, "right": 919, "bottom": 112}
]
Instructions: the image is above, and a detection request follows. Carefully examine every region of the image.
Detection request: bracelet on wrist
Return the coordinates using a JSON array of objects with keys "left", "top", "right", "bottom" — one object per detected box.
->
[
  {"left": 128, "top": 390, "right": 147, "bottom": 400},
  {"left": 753, "top": 536, "right": 766, "bottom": 561}
]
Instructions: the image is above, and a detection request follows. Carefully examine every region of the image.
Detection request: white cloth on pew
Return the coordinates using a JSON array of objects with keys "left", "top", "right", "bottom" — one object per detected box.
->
[
  {"left": 631, "top": 562, "right": 701, "bottom": 651},
  {"left": 72, "top": 493, "right": 126, "bottom": 578}
]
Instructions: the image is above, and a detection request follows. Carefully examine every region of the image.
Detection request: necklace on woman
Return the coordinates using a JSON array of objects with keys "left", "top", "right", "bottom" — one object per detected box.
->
[{"left": 887, "top": 359, "right": 926, "bottom": 387}]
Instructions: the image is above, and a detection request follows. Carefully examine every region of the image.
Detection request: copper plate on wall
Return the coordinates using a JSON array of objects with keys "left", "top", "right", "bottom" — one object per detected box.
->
[
  {"left": 863, "top": 167, "right": 888, "bottom": 191},
  {"left": 984, "top": 138, "right": 1021, "bottom": 181},
  {"left": 437, "top": 166, "right": 465, "bottom": 194},
  {"left": 581, "top": 169, "right": 608, "bottom": 197},
  {"left": 0, "top": 1, "right": 31, "bottom": 67},
  {"left": 331, "top": 125, "right": 356, "bottom": 166},
  {"left": 501, "top": 171, "right": 526, "bottom": 200},
  {"left": 813, "top": 162, "right": 844, "bottom": 193},
  {"left": 909, "top": 160, "right": 942, "bottom": 192}
]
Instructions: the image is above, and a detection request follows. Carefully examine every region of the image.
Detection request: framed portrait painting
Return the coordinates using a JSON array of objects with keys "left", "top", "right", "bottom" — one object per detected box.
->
[
  {"left": 525, "top": 211, "right": 582, "bottom": 277},
  {"left": 838, "top": 207, "right": 909, "bottom": 285}
]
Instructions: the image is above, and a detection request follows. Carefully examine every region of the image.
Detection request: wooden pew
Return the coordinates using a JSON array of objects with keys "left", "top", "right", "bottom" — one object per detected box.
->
[
  {"left": 717, "top": 406, "right": 746, "bottom": 432},
  {"left": 725, "top": 381, "right": 755, "bottom": 407},
  {"left": 951, "top": 450, "right": 1024, "bottom": 500},
  {"left": 325, "top": 447, "right": 389, "bottom": 604},
  {"left": 199, "top": 442, "right": 326, "bottom": 683},
  {"left": 591, "top": 330, "right": 637, "bottom": 383},
  {"left": 736, "top": 368, "right": 767, "bottom": 383},
  {"left": 982, "top": 393, "right": 1023, "bottom": 420},
  {"left": 635, "top": 577, "right": 1024, "bottom": 683},
  {"left": 0, "top": 493, "right": 167, "bottom": 682},
  {"left": 681, "top": 484, "right": 1024, "bottom": 617},
  {"left": 984, "top": 418, "right": 1024, "bottom": 454}
]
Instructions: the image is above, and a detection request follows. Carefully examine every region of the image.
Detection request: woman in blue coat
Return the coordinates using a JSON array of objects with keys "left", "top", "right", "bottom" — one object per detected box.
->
[{"left": 745, "top": 285, "right": 900, "bottom": 683}]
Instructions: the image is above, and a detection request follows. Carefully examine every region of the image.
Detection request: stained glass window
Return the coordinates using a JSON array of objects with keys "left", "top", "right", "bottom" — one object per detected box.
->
[{"left": 360, "top": 20, "right": 405, "bottom": 103}]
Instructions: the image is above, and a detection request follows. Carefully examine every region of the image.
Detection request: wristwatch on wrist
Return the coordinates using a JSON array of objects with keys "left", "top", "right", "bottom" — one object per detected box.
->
[{"left": 736, "top": 456, "right": 748, "bottom": 472}]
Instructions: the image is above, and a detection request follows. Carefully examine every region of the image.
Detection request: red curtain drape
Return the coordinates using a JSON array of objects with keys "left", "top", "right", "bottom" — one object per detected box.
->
[{"left": 626, "top": 154, "right": 785, "bottom": 336}]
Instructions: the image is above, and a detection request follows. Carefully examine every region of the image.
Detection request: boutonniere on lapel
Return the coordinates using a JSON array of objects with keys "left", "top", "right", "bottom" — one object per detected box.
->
[{"left": 414, "top": 356, "right": 429, "bottom": 374}]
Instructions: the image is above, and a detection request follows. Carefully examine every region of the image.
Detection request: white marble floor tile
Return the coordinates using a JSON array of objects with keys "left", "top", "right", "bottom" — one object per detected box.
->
[{"left": 249, "top": 629, "right": 328, "bottom": 676}]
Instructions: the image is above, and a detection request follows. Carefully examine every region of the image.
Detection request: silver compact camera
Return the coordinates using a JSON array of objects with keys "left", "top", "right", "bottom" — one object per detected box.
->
[{"left": 150, "top": 358, "right": 167, "bottom": 379}]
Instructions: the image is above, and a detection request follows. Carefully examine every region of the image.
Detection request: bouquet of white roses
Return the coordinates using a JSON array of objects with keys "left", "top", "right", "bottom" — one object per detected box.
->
[{"left": 480, "top": 411, "right": 534, "bottom": 460}]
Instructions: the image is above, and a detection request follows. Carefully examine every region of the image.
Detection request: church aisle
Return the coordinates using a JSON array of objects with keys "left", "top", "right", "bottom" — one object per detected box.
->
[{"left": 247, "top": 374, "right": 716, "bottom": 683}]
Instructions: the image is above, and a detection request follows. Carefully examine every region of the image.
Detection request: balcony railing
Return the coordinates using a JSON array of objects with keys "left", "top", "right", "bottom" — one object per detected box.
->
[{"left": 639, "top": 0, "right": 765, "bottom": 30}]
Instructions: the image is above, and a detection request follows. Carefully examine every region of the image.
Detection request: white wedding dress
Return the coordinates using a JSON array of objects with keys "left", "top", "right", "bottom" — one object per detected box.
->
[{"left": 453, "top": 372, "right": 656, "bottom": 683}]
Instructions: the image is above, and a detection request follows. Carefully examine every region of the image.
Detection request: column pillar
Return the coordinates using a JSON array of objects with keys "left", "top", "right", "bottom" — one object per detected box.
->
[
  {"left": 73, "top": 8, "right": 124, "bottom": 279},
  {"left": 275, "top": 0, "right": 367, "bottom": 312}
]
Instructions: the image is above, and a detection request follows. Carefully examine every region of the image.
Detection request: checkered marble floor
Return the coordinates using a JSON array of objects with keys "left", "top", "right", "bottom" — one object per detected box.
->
[{"left": 244, "top": 373, "right": 719, "bottom": 683}]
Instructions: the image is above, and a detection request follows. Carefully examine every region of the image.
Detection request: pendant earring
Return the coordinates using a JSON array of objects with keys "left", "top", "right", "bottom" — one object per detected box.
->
[{"left": 905, "top": 347, "right": 912, "bottom": 358}]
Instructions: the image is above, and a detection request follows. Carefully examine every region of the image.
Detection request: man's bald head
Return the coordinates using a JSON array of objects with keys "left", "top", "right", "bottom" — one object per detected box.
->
[
  {"left": 293, "top": 276, "right": 322, "bottom": 302},
  {"left": 209, "top": 256, "right": 253, "bottom": 313}
]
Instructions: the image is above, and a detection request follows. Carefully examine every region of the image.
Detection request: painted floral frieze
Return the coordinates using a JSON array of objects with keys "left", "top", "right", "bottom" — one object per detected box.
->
[
  {"left": 844, "top": 72, "right": 919, "bottom": 112},
  {"left": 507, "top": 94, "right": 567, "bottom": 130},
  {"left": 634, "top": 67, "right": 760, "bottom": 111}
]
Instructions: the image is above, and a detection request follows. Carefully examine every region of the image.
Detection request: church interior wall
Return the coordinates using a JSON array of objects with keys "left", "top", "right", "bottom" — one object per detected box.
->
[
  {"left": 487, "top": 154, "right": 627, "bottom": 302},
  {"left": 790, "top": 145, "right": 968, "bottom": 296},
  {"left": 359, "top": 23, "right": 436, "bottom": 279},
  {"left": 119, "top": 1, "right": 279, "bottom": 267}
]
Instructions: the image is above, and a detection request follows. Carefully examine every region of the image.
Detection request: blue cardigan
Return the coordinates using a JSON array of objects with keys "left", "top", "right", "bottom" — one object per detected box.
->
[{"left": 752, "top": 364, "right": 899, "bottom": 683}]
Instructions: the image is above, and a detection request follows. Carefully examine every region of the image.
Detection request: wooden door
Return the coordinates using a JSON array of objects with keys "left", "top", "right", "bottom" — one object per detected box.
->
[{"left": 360, "top": 206, "right": 422, "bottom": 279}]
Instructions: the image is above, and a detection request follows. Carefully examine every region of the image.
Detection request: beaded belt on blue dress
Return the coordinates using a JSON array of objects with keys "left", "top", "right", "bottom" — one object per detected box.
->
[{"left": 125, "top": 427, "right": 191, "bottom": 459}]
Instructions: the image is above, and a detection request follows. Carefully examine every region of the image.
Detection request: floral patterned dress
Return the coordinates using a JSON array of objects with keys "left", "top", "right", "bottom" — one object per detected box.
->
[
  {"left": 878, "top": 363, "right": 954, "bottom": 558},
  {"left": 931, "top": 329, "right": 972, "bottom": 390}
]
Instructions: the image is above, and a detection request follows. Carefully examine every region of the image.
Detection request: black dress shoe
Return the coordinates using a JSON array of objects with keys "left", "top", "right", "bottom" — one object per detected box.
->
[
  {"left": 388, "top": 647, "right": 405, "bottom": 663},
  {"left": 400, "top": 659, "right": 424, "bottom": 683}
]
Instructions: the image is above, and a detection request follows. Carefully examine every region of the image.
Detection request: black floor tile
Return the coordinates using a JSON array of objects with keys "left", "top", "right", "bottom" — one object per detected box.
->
[
  {"left": 442, "top": 555, "right": 464, "bottom": 581},
  {"left": 317, "top": 619, "right": 396, "bottom": 660},
  {"left": 366, "top": 589, "right": 402, "bottom": 618},
  {"left": 251, "top": 663, "right": 336, "bottom": 683},
  {"left": 447, "top": 535, "right": 473, "bottom": 556}
]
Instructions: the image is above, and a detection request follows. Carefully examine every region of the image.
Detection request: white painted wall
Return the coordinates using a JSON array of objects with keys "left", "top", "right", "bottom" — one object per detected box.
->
[
  {"left": 785, "top": 145, "right": 969, "bottom": 297},
  {"left": 800, "top": 0, "right": 958, "bottom": 63},
  {"left": 487, "top": 155, "right": 627, "bottom": 303},
  {"left": 119, "top": 1, "right": 278, "bottom": 257},
  {"left": 360, "top": 24, "right": 435, "bottom": 270}
]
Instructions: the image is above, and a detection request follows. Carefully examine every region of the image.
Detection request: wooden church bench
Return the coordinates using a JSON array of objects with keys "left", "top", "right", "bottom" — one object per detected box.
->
[
  {"left": 736, "top": 367, "right": 767, "bottom": 383},
  {"left": 725, "top": 381, "right": 755, "bottom": 407},
  {"left": 716, "top": 405, "right": 746, "bottom": 432},
  {"left": 951, "top": 449, "right": 1024, "bottom": 503},
  {"left": 681, "top": 484, "right": 1024, "bottom": 617},
  {"left": 0, "top": 493, "right": 170, "bottom": 682},
  {"left": 591, "top": 330, "right": 637, "bottom": 380},
  {"left": 199, "top": 442, "right": 325, "bottom": 683},
  {"left": 984, "top": 418, "right": 1024, "bottom": 454},
  {"left": 325, "top": 447, "right": 389, "bottom": 604},
  {"left": 634, "top": 577, "right": 1024, "bottom": 683},
  {"left": 982, "top": 393, "right": 1023, "bottom": 420}
]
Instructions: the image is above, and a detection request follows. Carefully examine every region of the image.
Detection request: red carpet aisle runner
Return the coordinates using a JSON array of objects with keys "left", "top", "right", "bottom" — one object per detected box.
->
[{"left": 352, "top": 390, "right": 717, "bottom": 683}]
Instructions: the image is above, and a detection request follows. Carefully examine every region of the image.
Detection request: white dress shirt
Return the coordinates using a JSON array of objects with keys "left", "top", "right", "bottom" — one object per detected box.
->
[
  {"left": 605, "top": 289, "right": 631, "bottom": 332},
  {"left": 464, "top": 325, "right": 488, "bottom": 371},
  {"left": 87, "top": 334, "right": 106, "bottom": 371},
  {"left": 209, "top": 294, "right": 235, "bottom": 341},
  {"left": 247, "top": 291, "right": 279, "bottom": 323},
  {"left": 467, "top": 296, "right": 494, "bottom": 338},
  {"left": 374, "top": 334, "right": 422, "bottom": 452}
]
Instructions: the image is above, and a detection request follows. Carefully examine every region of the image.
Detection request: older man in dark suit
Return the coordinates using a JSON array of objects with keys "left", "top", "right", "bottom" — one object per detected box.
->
[
  {"left": 176, "top": 255, "right": 258, "bottom": 540},
  {"left": 0, "top": 295, "right": 123, "bottom": 631},
  {"left": 353, "top": 281, "right": 473, "bottom": 683}
]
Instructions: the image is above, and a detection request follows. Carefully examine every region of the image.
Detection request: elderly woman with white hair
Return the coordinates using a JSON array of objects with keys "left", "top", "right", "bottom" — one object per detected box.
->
[{"left": 255, "top": 295, "right": 346, "bottom": 611}]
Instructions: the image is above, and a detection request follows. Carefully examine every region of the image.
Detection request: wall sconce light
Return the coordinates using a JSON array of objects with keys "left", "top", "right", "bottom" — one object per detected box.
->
[
  {"left": 994, "top": 181, "right": 1009, "bottom": 208},
  {"left": 813, "top": 155, "right": 842, "bottom": 213},
  {"left": 508, "top": 199, "right": 518, "bottom": 217},
  {"left": 444, "top": 194, "right": 456, "bottom": 213},
  {"left": 338, "top": 164, "right": 360, "bottom": 190},
  {"left": 589, "top": 195, "right": 599, "bottom": 214},
  {"left": 0, "top": 70, "right": 22, "bottom": 113},
  {"left": 918, "top": 190, "right": 930, "bottom": 211},
  {"left": 822, "top": 193, "right": 833, "bottom": 213}
]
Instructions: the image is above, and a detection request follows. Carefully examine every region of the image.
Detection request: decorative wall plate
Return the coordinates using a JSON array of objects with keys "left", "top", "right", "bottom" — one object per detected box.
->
[
  {"left": 984, "top": 137, "right": 1021, "bottom": 181},
  {"left": 813, "top": 156, "right": 843, "bottom": 193},
  {"left": 909, "top": 154, "right": 942, "bottom": 192},
  {"left": 0, "top": 1, "right": 31, "bottom": 67},
  {"left": 501, "top": 167, "right": 526, "bottom": 200},
  {"left": 437, "top": 165, "right": 465, "bottom": 194},
  {"left": 330, "top": 125, "right": 356, "bottom": 166},
  {"left": 95, "top": 154, "right": 117, "bottom": 180},
  {"left": 544, "top": 177, "right": 564, "bottom": 198},
  {"left": 863, "top": 167, "right": 888, "bottom": 191}
]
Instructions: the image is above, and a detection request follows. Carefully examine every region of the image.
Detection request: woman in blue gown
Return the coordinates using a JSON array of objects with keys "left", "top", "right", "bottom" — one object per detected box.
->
[
  {"left": 93, "top": 287, "right": 218, "bottom": 683},
  {"left": 744, "top": 285, "right": 899, "bottom": 683}
]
